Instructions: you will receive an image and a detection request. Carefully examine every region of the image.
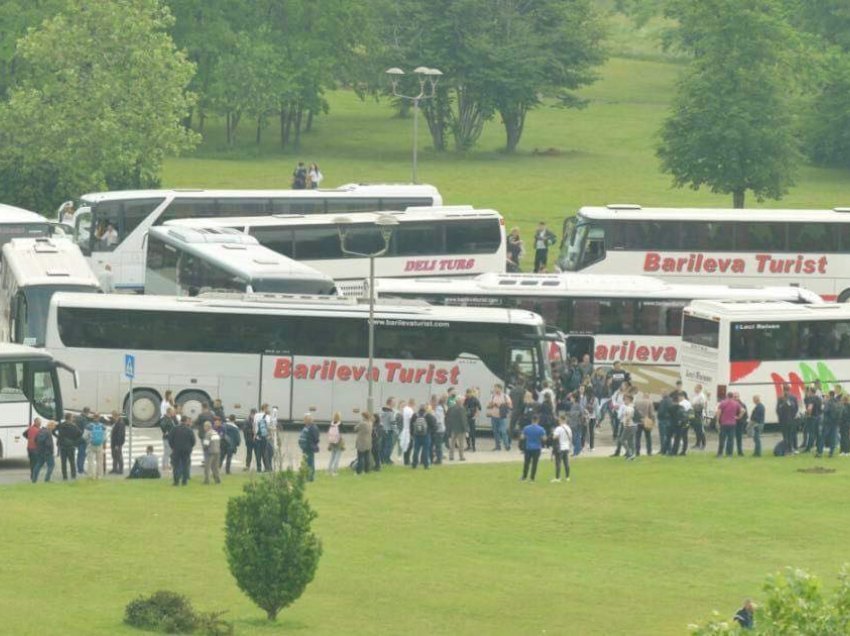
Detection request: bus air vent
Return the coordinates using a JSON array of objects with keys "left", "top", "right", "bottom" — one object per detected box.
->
[{"left": 606, "top": 203, "right": 642, "bottom": 210}]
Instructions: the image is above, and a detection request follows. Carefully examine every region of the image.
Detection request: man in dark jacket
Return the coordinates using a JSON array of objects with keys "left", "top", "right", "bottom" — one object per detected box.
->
[
  {"left": 776, "top": 384, "right": 799, "bottom": 454},
  {"left": 168, "top": 416, "right": 196, "bottom": 486},
  {"left": 159, "top": 407, "right": 178, "bottom": 473},
  {"left": 297, "top": 414, "right": 321, "bottom": 482},
  {"left": 57, "top": 412, "right": 82, "bottom": 480},
  {"left": 411, "top": 405, "right": 436, "bottom": 469},
  {"left": 446, "top": 397, "right": 468, "bottom": 461},
  {"left": 109, "top": 411, "right": 126, "bottom": 474},
  {"left": 32, "top": 421, "right": 56, "bottom": 483}
]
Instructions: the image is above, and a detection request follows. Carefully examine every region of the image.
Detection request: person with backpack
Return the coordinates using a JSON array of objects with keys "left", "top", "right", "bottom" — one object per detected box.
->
[
  {"left": 327, "top": 411, "right": 344, "bottom": 476},
  {"left": 221, "top": 415, "right": 241, "bottom": 475},
  {"left": 551, "top": 416, "right": 573, "bottom": 483},
  {"left": 108, "top": 411, "right": 126, "bottom": 475},
  {"left": 32, "top": 421, "right": 57, "bottom": 483},
  {"left": 354, "top": 411, "right": 373, "bottom": 474},
  {"left": 23, "top": 418, "right": 42, "bottom": 480},
  {"left": 242, "top": 408, "right": 257, "bottom": 472},
  {"left": 411, "top": 404, "right": 436, "bottom": 469},
  {"left": 292, "top": 162, "right": 307, "bottom": 189},
  {"left": 158, "top": 407, "right": 178, "bottom": 473},
  {"left": 298, "top": 414, "right": 321, "bottom": 482},
  {"left": 487, "top": 383, "right": 513, "bottom": 452},
  {"left": 254, "top": 404, "right": 272, "bottom": 472},
  {"left": 168, "top": 416, "right": 196, "bottom": 486},
  {"left": 380, "top": 398, "right": 398, "bottom": 466},
  {"left": 85, "top": 415, "right": 107, "bottom": 479}
]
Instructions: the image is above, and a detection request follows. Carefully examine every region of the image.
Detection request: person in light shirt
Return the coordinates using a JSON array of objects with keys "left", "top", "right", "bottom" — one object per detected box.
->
[{"left": 690, "top": 384, "right": 707, "bottom": 449}]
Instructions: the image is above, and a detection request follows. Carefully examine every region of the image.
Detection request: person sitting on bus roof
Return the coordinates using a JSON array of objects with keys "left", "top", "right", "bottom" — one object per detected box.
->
[{"left": 128, "top": 446, "right": 161, "bottom": 479}]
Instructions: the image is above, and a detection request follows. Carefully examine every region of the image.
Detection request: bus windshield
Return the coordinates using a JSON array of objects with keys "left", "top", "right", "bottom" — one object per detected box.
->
[
  {"left": 0, "top": 223, "right": 52, "bottom": 247},
  {"left": 560, "top": 222, "right": 605, "bottom": 272},
  {"left": 17, "top": 285, "right": 100, "bottom": 346}
]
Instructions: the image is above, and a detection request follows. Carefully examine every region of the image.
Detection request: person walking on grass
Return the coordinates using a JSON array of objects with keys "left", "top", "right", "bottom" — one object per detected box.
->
[
  {"left": 327, "top": 412, "right": 344, "bottom": 476},
  {"left": 298, "top": 413, "right": 320, "bottom": 482},
  {"left": 355, "top": 411, "right": 373, "bottom": 474},
  {"left": 551, "top": 416, "right": 573, "bottom": 483},
  {"left": 520, "top": 414, "right": 546, "bottom": 482},
  {"left": 169, "top": 416, "right": 195, "bottom": 486},
  {"left": 31, "top": 421, "right": 56, "bottom": 483},
  {"left": 202, "top": 421, "right": 221, "bottom": 485},
  {"left": 447, "top": 396, "right": 468, "bottom": 461}
]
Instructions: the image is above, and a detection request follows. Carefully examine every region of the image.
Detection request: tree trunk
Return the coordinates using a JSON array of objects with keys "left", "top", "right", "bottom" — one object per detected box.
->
[
  {"left": 198, "top": 110, "right": 206, "bottom": 135},
  {"left": 293, "top": 106, "right": 303, "bottom": 149},
  {"left": 256, "top": 116, "right": 262, "bottom": 145},
  {"left": 305, "top": 110, "right": 314, "bottom": 132},
  {"left": 280, "top": 106, "right": 287, "bottom": 149},
  {"left": 421, "top": 90, "right": 449, "bottom": 152},
  {"left": 226, "top": 112, "right": 232, "bottom": 147},
  {"left": 500, "top": 105, "right": 527, "bottom": 153},
  {"left": 733, "top": 189, "right": 745, "bottom": 208},
  {"left": 267, "top": 608, "right": 278, "bottom": 621},
  {"left": 452, "top": 87, "right": 486, "bottom": 151}
]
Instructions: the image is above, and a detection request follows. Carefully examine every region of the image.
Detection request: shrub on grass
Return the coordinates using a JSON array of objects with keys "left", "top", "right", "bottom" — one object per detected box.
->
[
  {"left": 690, "top": 565, "right": 850, "bottom": 635},
  {"left": 124, "top": 590, "right": 234, "bottom": 635},
  {"left": 224, "top": 469, "right": 322, "bottom": 621}
]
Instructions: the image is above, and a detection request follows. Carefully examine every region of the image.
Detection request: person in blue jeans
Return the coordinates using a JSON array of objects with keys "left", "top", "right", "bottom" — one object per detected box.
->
[
  {"left": 818, "top": 390, "right": 841, "bottom": 458},
  {"left": 411, "top": 406, "right": 435, "bottom": 469},
  {"left": 520, "top": 415, "right": 547, "bottom": 481}
]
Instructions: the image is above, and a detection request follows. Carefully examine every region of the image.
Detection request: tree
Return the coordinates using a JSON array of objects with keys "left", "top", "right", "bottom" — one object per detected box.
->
[
  {"left": 0, "top": 0, "right": 197, "bottom": 214},
  {"left": 657, "top": 0, "right": 803, "bottom": 208},
  {"left": 690, "top": 565, "right": 850, "bottom": 635},
  {"left": 224, "top": 469, "right": 322, "bottom": 621}
]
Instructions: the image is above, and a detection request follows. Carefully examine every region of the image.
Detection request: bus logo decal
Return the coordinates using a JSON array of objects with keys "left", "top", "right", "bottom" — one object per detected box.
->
[
  {"left": 273, "top": 357, "right": 461, "bottom": 385},
  {"left": 644, "top": 252, "right": 827, "bottom": 275},
  {"left": 769, "top": 362, "right": 837, "bottom": 399}
]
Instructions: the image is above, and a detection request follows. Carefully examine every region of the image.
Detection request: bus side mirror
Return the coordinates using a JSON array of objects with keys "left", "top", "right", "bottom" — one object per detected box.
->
[{"left": 73, "top": 370, "right": 80, "bottom": 390}]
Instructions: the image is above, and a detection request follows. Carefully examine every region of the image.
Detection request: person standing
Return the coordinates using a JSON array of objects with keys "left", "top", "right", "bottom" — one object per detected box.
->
[
  {"left": 221, "top": 415, "right": 241, "bottom": 475},
  {"left": 86, "top": 416, "right": 107, "bottom": 480},
  {"left": 355, "top": 411, "right": 373, "bottom": 474},
  {"left": 23, "top": 418, "right": 42, "bottom": 480},
  {"left": 31, "top": 421, "right": 56, "bottom": 483},
  {"left": 254, "top": 404, "right": 272, "bottom": 472},
  {"left": 520, "top": 415, "right": 546, "bottom": 481},
  {"left": 107, "top": 411, "right": 126, "bottom": 475},
  {"left": 634, "top": 391, "right": 655, "bottom": 456},
  {"left": 750, "top": 395, "right": 765, "bottom": 457},
  {"left": 580, "top": 385, "right": 598, "bottom": 452},
  {"left": 716, "top": 393, "right": 743, "bottom": 457},
  {"left": 446, "top": 396, "right": 468, "bottom": 461},
  {"left": 169, "top": 416, "right": 196, "bottom": 486},
  {"left": 656, "top": 390, "right": 674, "bottom": 455},
  {"left": 464, "top": 388, "right": 481, "bottom": 452},
  {"left": 370, "top": 413, "right": 383, "bottom": 472},
  {"left": 158, "top": 407, "right": 178, "bottom": 473},
  {"left": 487, "top": 383, "right": 512, "bottom": 452},
  {"left": 690, "top": 384, "right": 707, "bottom": 449},
  {"left": 292, "top": 162, "right": 307, "bottom": 189},
  {"left": 57, "top": 412, "right": 81, "bottom": 480},
  {"left": 401, "top": 398, "right": 415, "bottom": 465},
  {"left": 506, "top": 227, "right": 524, "bottom": 272},
  {"left": 620, "top": 394, "right": 638, "bottom": 460},
  {"left": 818, "top": 390, "right": 841, "bottom": 458},
  {"left": 733, "top": 392, "right": 748, "bottom": 457},
  {"left": 410, "top": 405, "right": 434, "bottom": 470},
  {"left": 433, "top": 395, "right": 446, "bottom": 465},
  {"left": 551, "top": 416, "right": 573, "bottom": 483},
  {"left": 75, "top": 412, "right": 89, "bottom": 476},
  {"left": 327, "top": 412, "right": 344, "bottom": 476},
  {"left": 509, "top": 379, "right": 527, "bottom": 440},
  {"left": 803, "top": 385, "right": 823, "bottom": 453},
  {"left": 307, "top": 163, "right": 323, "bottom": 189},
  {"left": 380, "top": 398, "right": 398, "bottom": 465},
  {"left": 298, "top": 413, "right": 320, "bottom": 482},
  {"left": 840, "top": 394, "right": 850, "bottom": 456},
  {"left": 201, "top": 421, "right": 221, "bottom": 485},
  {"left": 776, "top": 384, "right": 799, "bottom": 455},
  {"left": 532, "top": 221, "right": 557, "bottom": 272},
  {"left": 241, "top": 409, "right": 256, "bottom": 472}
]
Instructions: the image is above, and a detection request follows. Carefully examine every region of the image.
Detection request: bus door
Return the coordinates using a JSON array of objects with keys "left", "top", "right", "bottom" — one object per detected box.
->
[
  {"left": 259, "top": 351, "right": 294, "bottom": 423},
  {"left": 506, "top": 340, "right": 544, "bottom": 389},
  {"left": 566, "top": 335, "right": 594, "bottom": 363}
]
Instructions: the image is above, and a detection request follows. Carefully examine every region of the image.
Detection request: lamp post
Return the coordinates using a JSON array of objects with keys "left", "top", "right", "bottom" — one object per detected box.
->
[
  {"left": 334, "top": 214, "right": 400, "bottom": 416},
  {"left": 386, "top": 66, "right": 442, "bottom": 184}
]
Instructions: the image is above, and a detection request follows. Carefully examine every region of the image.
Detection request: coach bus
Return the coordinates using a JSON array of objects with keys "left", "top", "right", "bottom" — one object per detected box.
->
[
  {"left": 72, "top": 184, "right": 442, "bottom": 292},
  {"left": 164, "top": 206, "right": 506, "bottom": 289},
  {"left": 45, "top": 292, "right": 550, "bottom": 427},
  {"left": 0, "top": 203, "right": 63, "bottom": 246},
  {"left": 0, "top": 344, "right": 74, "bottom": 461},
  {"left": 145, "top": 225, "right": 337, "bottom": 296},
  {"left": 0, "top": 238, "right": 101, "bottom": 346},
  {"left": 559, "top": 204, "right": 850, "bottom": 300},
  {"left": 373, "top": 273, "right": 822, "bottom": 398},
  {"left": 680, "top": 300, "right": 850, "bottom": 424}
]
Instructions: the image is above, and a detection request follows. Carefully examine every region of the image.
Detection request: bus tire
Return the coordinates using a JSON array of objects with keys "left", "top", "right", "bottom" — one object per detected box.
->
[
  {"left": 123, "top": 389, "right": 161, "bottom": 427},
  {"left": 838, "top": 289, "right": 850, "bottom": 303},
  {"left": 176, "top": 390, "right": 211, "bottom": 423}
]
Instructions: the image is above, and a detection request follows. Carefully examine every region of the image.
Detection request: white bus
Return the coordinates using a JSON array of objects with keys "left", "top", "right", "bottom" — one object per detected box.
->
[
  {"left": 0, "top": 343, "right": 75, "bottom": 460},
  {"left": 0, "top": 238, "right": 101, "bottom": 346},
  {"left": 72, "top": 184, "right": 442, "bottom": 292},
  {"left": 373, "top": 273, "right": 822, "bottom": 398},
  {"left": 164, "top": 206, "right": 506, "bottom": 287},
  {"left": 559, "top": 204, "right": 850, "bottom": 300},
  {"left": 45, "top": 292, "right": 550, "bottom": 427},
  {"left": 0, "top": 203, "right": 62, "bottom": 245},
  {"left": 680, "top": 300, "right": 850, "bottom": 424},
  {"left": 145, "top": 225, "right": 337, "bottom": 296}
]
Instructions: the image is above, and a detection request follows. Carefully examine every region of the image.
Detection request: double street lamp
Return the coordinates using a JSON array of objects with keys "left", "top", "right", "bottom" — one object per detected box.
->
[
  {"left": 333, "top": 214, "right": 400, "bottom": 417},
  {"left": 386, "top": 66, "right": 442, "bottom": 184}
]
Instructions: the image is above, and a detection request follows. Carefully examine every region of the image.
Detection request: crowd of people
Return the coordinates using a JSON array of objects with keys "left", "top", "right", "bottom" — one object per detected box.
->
[{"left": 25, "top": 355, "right": 848, "bottom": 486}]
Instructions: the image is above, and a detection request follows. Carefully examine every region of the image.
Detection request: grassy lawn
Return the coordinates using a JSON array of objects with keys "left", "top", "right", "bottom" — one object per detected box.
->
[{"left": 3, "top": 455, "right": 849, "bottom": 635}]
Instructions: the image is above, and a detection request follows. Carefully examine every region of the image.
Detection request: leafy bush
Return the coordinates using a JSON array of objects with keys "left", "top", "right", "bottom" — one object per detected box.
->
[
  {"left": 224, "top": 469, "right": 322, "bottom": 621},
  {"left": 690, "top": 565, "right": 850, "bottom": 635},
  {"left": 124, "top": 590, "right": 234, "bottom": 635}
]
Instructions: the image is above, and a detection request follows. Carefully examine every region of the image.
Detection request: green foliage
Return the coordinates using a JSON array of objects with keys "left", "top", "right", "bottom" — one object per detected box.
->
[
  {"left": 124, "top": 590, "right": 197, "bottom": 633},
  {"left": 224, "top": 469, "right": 322, "bottom": 621},
  {"left": 657, "top": 0, "right": 803, "bottom": 207},
  {"left": 690, "top": 566, "right": 850, "bottom": 635},
  {"left": 0, "top": 0, "right": 198, "bottom": 213}
]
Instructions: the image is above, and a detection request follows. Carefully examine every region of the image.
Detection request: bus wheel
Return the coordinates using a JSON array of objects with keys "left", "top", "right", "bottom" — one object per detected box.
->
[
  {"left": 176, "top": 390, "right": 210, "bottom": 422},
  {"left": 124, "top": 389, "right": 161, "bottom": 427},
  {"left": 838, "top": 289, "right": 850, "bottom": 303}
]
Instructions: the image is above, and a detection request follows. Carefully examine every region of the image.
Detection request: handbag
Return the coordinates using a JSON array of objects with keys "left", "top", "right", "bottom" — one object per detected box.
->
[{"left": 519, "top": 437, "right": 526, "bottom": 451}]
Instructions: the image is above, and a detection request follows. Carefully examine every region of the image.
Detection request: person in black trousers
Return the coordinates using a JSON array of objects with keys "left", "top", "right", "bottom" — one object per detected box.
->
[
  {"left": 168, "top": 416, "right": 196, "bottom": 486},
  {"left": 776, "top": 384, "right": 799, "bottom": 455},
  {"left": 109, "top": 411, "right": 126, "bottom": 474},
  {"left": 733, "top": 393, "right": 748, "bottom": 457},
  {"left": 57, "top": 412, "right": 82, "bottom": 480}
]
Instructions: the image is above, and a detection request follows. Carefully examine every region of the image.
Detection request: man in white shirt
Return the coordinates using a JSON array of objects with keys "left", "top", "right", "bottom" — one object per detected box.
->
[
  {"left": 690, "top": 384, "right": 707, "bottom": 449},
  {"left": 401, "top": 398, "right": 415, "bottom": 465},
  {"left": 620, "top": 395, "right": 637, "bottom": 460},
  {"left": 609, "top": 383, "right": 627, "bottom": 457}
]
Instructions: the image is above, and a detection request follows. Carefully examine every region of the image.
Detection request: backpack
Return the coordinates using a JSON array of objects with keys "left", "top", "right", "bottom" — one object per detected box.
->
[
  {"left": 298, "top": 427, "right": 311, "bottom": 452},
  {"left": 257, "top": 417, "right": 268, "bottom": 439},
  {"left": 36, "top": 428, "right": 51, "bottom": 454},
  {"left": 413, "top": 415, "right": 428, "bottom": 437},
  {"left": 89, "top": 423, "right": 105, "bottom": 447}
]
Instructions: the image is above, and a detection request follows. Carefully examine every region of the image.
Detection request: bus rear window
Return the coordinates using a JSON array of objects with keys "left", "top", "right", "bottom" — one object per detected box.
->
[{"left": 682, "top": 315, "right": 719, "bottom": 348}]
